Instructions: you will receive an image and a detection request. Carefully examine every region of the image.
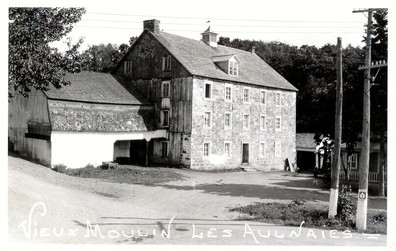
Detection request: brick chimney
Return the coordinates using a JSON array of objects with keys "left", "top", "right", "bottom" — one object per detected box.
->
[
  {"left": 251, "top": 46, "right": 256, "bottom": 54},
  {"left": 143, "top": 19, "right": 160, "bottom": 33}
]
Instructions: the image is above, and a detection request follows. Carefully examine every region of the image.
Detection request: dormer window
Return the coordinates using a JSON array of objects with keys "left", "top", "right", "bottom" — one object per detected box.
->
[
  {"left": 229, "top": 61, "right": 239, "bottom": 76},
  {"left": 212, "top": 54, "right": 240, "bottom": 77}
]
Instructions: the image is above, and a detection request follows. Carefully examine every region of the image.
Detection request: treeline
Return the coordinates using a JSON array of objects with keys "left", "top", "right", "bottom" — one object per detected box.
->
[{"left": 218, "top": 10, "right": 387, "bottom": 146}]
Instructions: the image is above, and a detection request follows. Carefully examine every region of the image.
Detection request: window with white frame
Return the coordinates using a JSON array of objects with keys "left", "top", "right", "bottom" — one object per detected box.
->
[
  {"left": 229, "top": 61, "right": 239, "bottom": 76},
  {"left": 243, "top": 87, "right": 250, "bottom": 103},
  {"left": 161, "top": 141, "right": 168, "bottom": 158},
  {"left": 161, "top": 81, "right": 170, "bottom": 97},
  {"left": 224, "top": 142, "right": 231, "bottom": 158},
  {"left": 224, "top": 112, "right": 232, "bottom": 129},
  {"left": 275, "top": 116, "right": 282, "bottom": 131},
  {"left": 275, "top": 92, "right": 281, "bottom": 106},
  {"left": 124, "top": 61, "right": 133, "bottom": 74},
  {"left": 204, "top": 82, "right": 212, "bottom": 99},
  {"left": 350, "top": 153, "right": 358, "bottom": 170},
  {"left": 259, "top": 142, "right": 266, "bottom": 157},
  {"left": 243, "top": 114, "right": 250, "bottom": 129},
  {"left": 260, "top": 90, "right": 267, "bottom": 105},
  {"left": 225, "top": 84, "right": 232, "bottom": 101},
  {"left": 204, "top": 111, "right": 212, "bottom": 128},
  {"left": 203, "top": 142, "right": 210, "bottom": 157},
  {"left": 161, "top": 110, "right": 169, "bottom": 127},
  {"left": 275, "top": 142, "right": 281, "bottom": 157},
  {"left": 260, "top": 115, "right": 266, "bottom": 131},
  {"left": 162, "top": 55, "right": 172, "bottom": 71}
]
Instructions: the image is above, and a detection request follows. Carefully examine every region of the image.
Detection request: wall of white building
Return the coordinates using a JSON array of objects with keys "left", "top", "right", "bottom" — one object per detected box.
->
[{"left": 51, "top": 130, "right": 166, "bottom": 169}]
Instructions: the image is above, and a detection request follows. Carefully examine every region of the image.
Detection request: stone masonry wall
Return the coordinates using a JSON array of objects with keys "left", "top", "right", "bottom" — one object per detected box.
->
[{"left": 190, "top": 76, "right": 296, "bottom": 170}]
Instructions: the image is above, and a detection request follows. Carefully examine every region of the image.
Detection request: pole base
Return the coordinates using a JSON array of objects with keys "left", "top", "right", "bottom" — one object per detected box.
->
[{"left": 356, "top": 189, "right": 368, "bottom": 231}]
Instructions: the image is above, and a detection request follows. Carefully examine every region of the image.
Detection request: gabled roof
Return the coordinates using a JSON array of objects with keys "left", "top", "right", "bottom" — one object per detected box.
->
[
  {"left": 45, "top": 71, "right": 150, "bottom": 105},
  {"left": 212, "top": 54, "right": 240, "bottom": 63},
  {"left": 150, "top": 31, "right": 298, "bottom": 91}
]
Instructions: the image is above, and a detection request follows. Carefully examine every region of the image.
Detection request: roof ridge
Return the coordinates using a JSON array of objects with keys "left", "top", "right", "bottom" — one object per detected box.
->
[
  {"left": 158, "top": 30, "right": 255, "bottom": 55},
  {"left": 148, "top": 30, "right": 298, "bottom": 91}
]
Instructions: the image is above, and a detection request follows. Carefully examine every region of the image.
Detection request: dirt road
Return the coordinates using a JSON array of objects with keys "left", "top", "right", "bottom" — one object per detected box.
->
[{"left": 8, "top": 156, "right": 387, "bottom": 245}]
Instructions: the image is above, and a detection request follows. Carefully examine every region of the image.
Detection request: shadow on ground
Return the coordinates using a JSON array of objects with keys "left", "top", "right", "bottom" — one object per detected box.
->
[
  {"left": 146, "top": 183, "right": 328, "bottom": 202},
  {"left": 268, "top": 178, "right": 329, "bottom": 189}
]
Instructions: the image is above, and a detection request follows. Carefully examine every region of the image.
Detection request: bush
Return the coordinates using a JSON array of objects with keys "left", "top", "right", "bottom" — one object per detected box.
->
[
  {"left": 337, "top": 185, "right": 357, "bottom": 223},
  {"left": 52, "top": 163, "right": 98, "bottom": 176},
  {"left": 52, "top": 164, "right": 68, "bottom": 173},
  {"left": 84, "top": 163, "right": 96, "bottom": 169},
  {"left": 373, "top": 211, "right": 387, "bottom": 222}
]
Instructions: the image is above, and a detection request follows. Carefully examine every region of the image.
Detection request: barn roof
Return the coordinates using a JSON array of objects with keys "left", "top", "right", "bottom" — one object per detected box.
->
[
  {"left": 48, "top": 100, "right": 155, "bottom": 132},
  {"left": 150, "top": 31, "right": 298, "bottom": 91},
  {"left": 45, "top": 71, "right": 150, "bottom": 105}
]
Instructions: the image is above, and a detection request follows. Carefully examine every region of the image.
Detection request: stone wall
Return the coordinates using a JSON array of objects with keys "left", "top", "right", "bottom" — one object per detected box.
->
[{"left": 190, "top": 76, "right": 296, "bottom": 170}]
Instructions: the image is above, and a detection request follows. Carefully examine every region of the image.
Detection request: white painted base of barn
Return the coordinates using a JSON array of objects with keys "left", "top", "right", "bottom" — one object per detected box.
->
[{"left": 51, "top": 130, "right": 167, "bottom": 169}]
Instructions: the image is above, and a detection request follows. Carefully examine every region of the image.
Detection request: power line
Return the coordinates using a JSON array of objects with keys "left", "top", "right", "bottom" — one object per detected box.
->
[
  {"left": 86, "top": 12, "right": 363, "bottom": 24},
  {"left": 74, "top": 25, "right": 362, "bottom": 34},
  {"left": 81, "top": 18, "right": 363, "bottom": 29}
]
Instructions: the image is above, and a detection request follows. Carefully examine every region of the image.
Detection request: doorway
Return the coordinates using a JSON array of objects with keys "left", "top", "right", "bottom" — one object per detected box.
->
[{"left": 242, "top": 143, "right": 249, "bottom": 164}]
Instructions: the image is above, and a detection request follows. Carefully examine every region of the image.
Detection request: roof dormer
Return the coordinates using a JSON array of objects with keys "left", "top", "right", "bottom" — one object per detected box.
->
[
  {"left": 201, "top": 26, "right": 218, "bottom": 47},
  {"left": 212, "top": 54, "right": 240, "bottom": 77}
]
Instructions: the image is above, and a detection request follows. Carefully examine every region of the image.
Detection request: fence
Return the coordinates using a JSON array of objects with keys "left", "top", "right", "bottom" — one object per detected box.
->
[{"left": 339, "top": 171, "right": 387, "bottom": 183}]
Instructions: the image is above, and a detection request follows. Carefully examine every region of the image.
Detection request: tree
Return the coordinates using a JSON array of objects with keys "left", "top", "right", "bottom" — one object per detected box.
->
[
  {"left": 8, "top": 7, "right": 86, "bottom": 99},
  {"left": 80, "top": 36, "right": 138, "bottom": 72},
  {"left": 81, "top": 43, "right": 123, "bottom": 72},
  {"left": 129, "top": 36, "right": 138, "bottom": 47}
]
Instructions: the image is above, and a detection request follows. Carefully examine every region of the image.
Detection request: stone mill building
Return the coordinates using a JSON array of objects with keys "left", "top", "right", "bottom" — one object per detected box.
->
[{"left": 9, "top": 19, "right": 298, "bottom": 170}]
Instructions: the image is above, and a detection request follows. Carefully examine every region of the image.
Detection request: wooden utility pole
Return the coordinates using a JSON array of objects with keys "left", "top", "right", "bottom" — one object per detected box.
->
[
  {"left": 353, "top": 8, "right": 387, "bottom": 231},
  {"left": 328, "top": 37, "right": 343, "bottom": 218}
]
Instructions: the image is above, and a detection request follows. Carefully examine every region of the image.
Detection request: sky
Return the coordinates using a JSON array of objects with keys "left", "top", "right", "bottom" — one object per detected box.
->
[{"left": 47, "top": 0, "right": 390, "bottom": 52}]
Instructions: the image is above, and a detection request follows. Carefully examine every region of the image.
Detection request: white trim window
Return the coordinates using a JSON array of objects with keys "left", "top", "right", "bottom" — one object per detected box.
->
[
  {"left": 259, "top": 142, "right": 266, "bottom": 158},
  {"left": 350, "top": 153, "right": 358, "bottom": 170},
  {"left": 161, "top": 141, "right": 168, "bottom": 158},
  {"left": 275, "top": 116, "right": 282, "bottom": 131},
  {"left": 275, "top": 142, "right": 281, "bottom": 157},
  {"left": 204, "top": 111, "right": 212, "bottom": 128},
  {"left": 260, "top": 114, "right": 266, "bottom": 131},
  {"left": 225, "top": 84, "right": 232, "bottom": 102},
  {"left": 224, "top": 112, "right": 232, "bottom": 129},
  {"left": 275, "top": 92, "right": 281, "bottom": 106},
  {"left": 160, "top": 110, "right": 169, "bottom": 127},
  {"left": 260, "top": 90, "right": 267, "bottom": 105},
  {"left": 224, "top": 142, "right": 232, "bottom": 158},
  {"left": 204, "top": 81, "right": 212, "bottom": 99},
  {"left": 124, "top": 61, "right": 133, "bottom": 74},
  {"left": 243, "top": 87, "right": 250, "bottom": 103},
  {"left": 203, "top": 142, "right": 211, "bottom": 157},
  {"left": 243, "top": 114, "right": 250, "bottom": 130},
  {"left": 161, "top": 81, "right": 170, "bottom": 97},
  {"left": 228, "top": 61, "right": 239, "bottom": 76},
  {"left": 162, "top": 55, "right": 172, "bottom": 71}
]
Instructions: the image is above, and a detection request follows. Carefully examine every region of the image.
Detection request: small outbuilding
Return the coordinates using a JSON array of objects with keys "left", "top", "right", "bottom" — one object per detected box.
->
[{"left": 8, "top": 71, "right": 167, "bottom": 168}]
